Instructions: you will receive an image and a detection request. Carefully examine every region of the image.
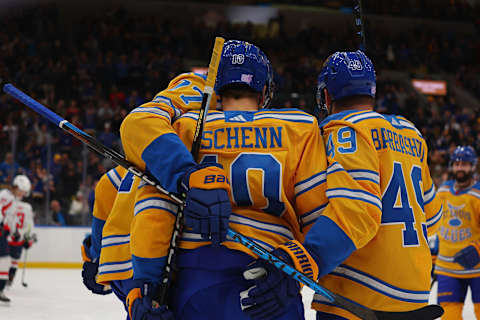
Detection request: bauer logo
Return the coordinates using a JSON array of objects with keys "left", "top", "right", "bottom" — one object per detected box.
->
[
  {"left": 232, "top": 54, "right": 245, "bottom": 64},
  {"left": 241, "top": 74, "right": 253, "bottom": 84}
]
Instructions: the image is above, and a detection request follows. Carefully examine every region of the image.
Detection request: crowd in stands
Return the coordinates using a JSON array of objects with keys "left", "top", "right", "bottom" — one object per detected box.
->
[{"left": 0, "top": 3, "right": 478, "bottom": 225}]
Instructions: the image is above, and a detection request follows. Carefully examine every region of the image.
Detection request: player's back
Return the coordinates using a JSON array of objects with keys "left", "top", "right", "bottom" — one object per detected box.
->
[
  {"left": 173, "top": 108, "right": 327, "bottom": 255},
  {"left": 435, "top": 180, "right": 480, "bottom": 278},
  {"left": 314, "top": 110, "right": 442, "bottom": 315}
]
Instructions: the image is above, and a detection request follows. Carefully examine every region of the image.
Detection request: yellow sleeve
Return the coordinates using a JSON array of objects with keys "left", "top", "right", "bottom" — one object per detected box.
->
[
  {"left": 293, "top": 121, "right": 329, "bottom": 235},
  {"left": 130, "top": 182, "right": 179, "bottom": 281},
  {"left": 120, "top": 73, "right": 214, "bottom": 194},
  {"left": 322, "top": 123, "right": 382, "bottom": 249},
  {"left": 422, "top": 151, "right": 443, "bottom": 236},
  {"left": 304, "top": 123, "right": 381, "bottom": 277}
]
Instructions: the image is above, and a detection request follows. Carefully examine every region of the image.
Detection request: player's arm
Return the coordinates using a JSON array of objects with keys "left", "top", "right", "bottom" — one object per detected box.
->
[
  {"left": 129, "top": 183, "right": 179, "bottom": 282},
  {"left": 241, "top": 120, "right": 327, "bottom": 317},
  {"left": 422, "top": 145, "right": 442, "bottom": 236},
  {"left": 120, "top": 73, "right": 212, "bottom": 194},
  {"left": 88, "top": 167, "right": 124, "bottom": 260},
  {"left": 304, "top": 123, "right": 382, "bottom": 277}
]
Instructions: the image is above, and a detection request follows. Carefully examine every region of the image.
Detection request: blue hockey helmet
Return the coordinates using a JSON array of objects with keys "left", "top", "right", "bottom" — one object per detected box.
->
[
  {"left": 450, "top": 146, "right": 477, "bottom": 166},
  {"left": 316, "top": 50, "right": 376, "bottom": 115},
  {"left": 215, "top": 40, "right": 274, "bottom": 108}
]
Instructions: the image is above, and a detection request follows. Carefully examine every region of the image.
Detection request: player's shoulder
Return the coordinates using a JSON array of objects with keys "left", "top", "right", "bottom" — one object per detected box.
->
[
  {"left": 0, "top": 189, "right": 14, "bottom": 201},
  {"left": 468, "top": 181, "right": 480, "bottom": 199},
  {"left": 254, "top": 108, "right": 317, "bottom": 125},
  {"left": 178, "top": 110, "right": 225, "bottom": 123},
  {"left": 17, "top": 201, "right": 32, "bottom": 212},
  {"left": 438, "top": 180, "right": 454, "bottom": 194},
  {"left": 167, "top": 72, "right": 206, "bottom": 89}
]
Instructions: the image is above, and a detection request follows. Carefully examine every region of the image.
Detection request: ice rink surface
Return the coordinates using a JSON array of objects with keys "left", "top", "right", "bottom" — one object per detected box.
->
[{"left": 1, "top": 268, "right": 477, "bottom": 319}]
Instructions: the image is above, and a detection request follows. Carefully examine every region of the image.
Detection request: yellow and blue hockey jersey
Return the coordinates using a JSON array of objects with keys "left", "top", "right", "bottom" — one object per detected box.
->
[
  {"left": 306, "top": 110, "right": 443, "bottom": 317},
  {"left": 88, "top": 166, "right": 126, "bottom": 261},
  {"left": 128, "top": 108, "right": 329, "bottom": 281},
  {"left": 435, "top": 180, "right": 480, "bottom": 278},
  {"left": 97, "top": 170, "right": 140, "bottom": 284}
]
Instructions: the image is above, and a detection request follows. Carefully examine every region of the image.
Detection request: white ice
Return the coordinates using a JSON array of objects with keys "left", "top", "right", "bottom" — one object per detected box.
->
[{"left": 1, "top": 268, "right": 477, "bottom": 319}]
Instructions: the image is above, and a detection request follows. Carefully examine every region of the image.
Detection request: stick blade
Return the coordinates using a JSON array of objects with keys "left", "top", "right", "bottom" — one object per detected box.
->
[{"left": 375, "top": 305, "right": 444, "bottom": 320}]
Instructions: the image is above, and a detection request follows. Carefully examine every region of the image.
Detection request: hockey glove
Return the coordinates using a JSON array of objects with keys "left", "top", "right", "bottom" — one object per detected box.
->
[
  {"left": 240, "top": 240, "right": 319, "bottom": 320},
  {"left": 126, "top": 283, "right": 174, "bottom": 320},
  {"left": 454, "top": 241, "right": 480, "bottom": 269},
  {"left": 81, "top": 235, "right": 112, "bottom": 295},
  {"left": 180, "top": 163, "right": 232, "bottom": 246}
]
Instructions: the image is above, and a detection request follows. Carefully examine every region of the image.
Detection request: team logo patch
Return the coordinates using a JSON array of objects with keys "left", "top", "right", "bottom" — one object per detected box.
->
[{"left": 241, "top": 74, "right": 253, "bottom": 84}]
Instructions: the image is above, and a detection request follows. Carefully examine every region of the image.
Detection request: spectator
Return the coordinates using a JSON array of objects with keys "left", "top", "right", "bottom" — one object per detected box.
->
[
  {"left": 0, "top": 153, "right": 20, "bottom": 185},
  {"left": 50, "top": 200, "right": 66, "bottom": 226}
]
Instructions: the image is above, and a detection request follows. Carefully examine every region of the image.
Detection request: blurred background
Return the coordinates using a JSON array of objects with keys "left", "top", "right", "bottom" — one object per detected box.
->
[{"left": 0, "top": 0, "right": 479, "bottom": 226}]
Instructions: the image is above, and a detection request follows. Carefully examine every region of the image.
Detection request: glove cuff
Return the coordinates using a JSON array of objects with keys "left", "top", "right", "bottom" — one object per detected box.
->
[
  {"left": 81, "top": 244, "right": 92, "bottom": 262},
  {"left": 182, "top": 164, "right": 230, "bottom": 191},
  {"left": 126, "top": 288, "right": 142, "bottom": 320},
  {"left": 278, "top": 240, "right": 319, "bottom": 281}
]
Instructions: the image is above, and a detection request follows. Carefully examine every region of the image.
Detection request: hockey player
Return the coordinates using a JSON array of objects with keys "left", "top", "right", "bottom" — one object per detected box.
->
[
  {"left": 434, "top": 146, "right": 480, "bottom": 319},
  {"left": 5, "top": 175, "right": 36, "bottom": 286},
  {"left": 121, "top": 40, "right": 328, "bottom": 319},
  {"left": 116, "top": 71, "right": 216, "bottom": 320},
  {"left": 0, "top": 175, "right": 32, "bottom": 302},
  {"left": 240, "top": 50, "right": 444, "bottom": 319}
]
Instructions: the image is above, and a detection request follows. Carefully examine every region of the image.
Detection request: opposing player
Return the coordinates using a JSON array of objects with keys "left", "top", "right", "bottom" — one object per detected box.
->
[
  {"left": 121, "top": 40, "right": 328, "bottom": 319},
  {"left": 434, "top": 146, "right": 480, "bottom": 319},
  {"left": 0, "top": 175, "right": 32, "bottom": 301},
  {"left": 243, "top": 50, "right": 444, "bottom": 319},
  {"left": 5, "top": 175, "right": 35, "bottom": 286}
]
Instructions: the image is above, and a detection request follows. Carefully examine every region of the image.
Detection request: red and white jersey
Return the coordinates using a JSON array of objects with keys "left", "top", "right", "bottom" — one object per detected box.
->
[
  {"left": 5, "top": 200, "right": 34, "bottom": 243},
  {"left": 0, "top": 189, "right": 15, "bottom": 224}
]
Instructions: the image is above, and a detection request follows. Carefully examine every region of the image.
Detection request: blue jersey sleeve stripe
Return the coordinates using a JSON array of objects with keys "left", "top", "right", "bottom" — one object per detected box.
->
[
  {"left": 90, "top": 216, "right": 105, "bottom": 260},
  {"left": 300, "top": 203, "right": 328, "bottom": 227},
  {"left": 99, "top": 259, "right": 132, "bottom": 267},
  {"left": 304, "top": 216, "right": 356, "bottom": 277},
  {"left": 329, "top": 270, "right": 429, "bottom": 303},
  {"left": 132, "top": 255, "right": 166, "bottom": 281},
  {"left": 295, "top": 171, "right": 326, "bottom": 187},
  {"left": 426, "top": 205, "right": 443, "bottom": 228},
  {"left": 134, "top": 197, "right": 178, "bottom": 216},
  {"left": 326, "top": 188, "right": 382, "bottom": 210},
  {"left": 295, "top": 179, "right": 326, "bottom": 198},
  {"left": 142, "top": 133, "right": 196, "bottom": 194},
  {"left": 230, "top": 214, "right": 294, "bottom": 240},
  {"left": 102, "top": 234, "right": 130, "bottom": 240},
  {"left": 98, "top": 260, "right": 133, "bottom": 275},
  {"left": 106, "top": 170, "right": 121, "bottom": 190},
  {"left": 102, "top": 241, "right": 130, "bottom": 248}
]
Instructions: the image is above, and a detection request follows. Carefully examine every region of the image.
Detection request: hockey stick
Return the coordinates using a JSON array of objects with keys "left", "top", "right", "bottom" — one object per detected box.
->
[
  {"left": 2, "top": 85, "right": 443, "bottom": 319},
  {"left": 353, "top": 0, "right": 367, "bottom": 52},
  {"left": 21, "top": 249, "right": 28, "bottom": 287},
  {"left": 156, "top": 36, "right": 225, "bottom": 304},
  {"left": 229, "top": 230, "right": 443, "bottom": 320}
]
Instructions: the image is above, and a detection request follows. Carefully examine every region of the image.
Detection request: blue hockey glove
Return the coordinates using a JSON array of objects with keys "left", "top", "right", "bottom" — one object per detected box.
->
[
  {"left": 81, "top": 235, "right": 112, "bottom": 295},
  {"left": 126, "top": 283, "right": 174, "bottom": 320},
  {"left": 180, "top": 163, "right": 232, "bottom": 246},
  {"left": 454, "top": 242, "right": 480, "bottom": 269},
  {"left": 240, "top": 240, "right": 319, "bottom": 320}
]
